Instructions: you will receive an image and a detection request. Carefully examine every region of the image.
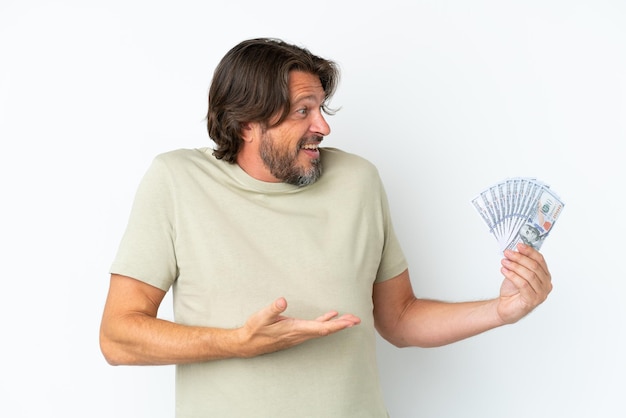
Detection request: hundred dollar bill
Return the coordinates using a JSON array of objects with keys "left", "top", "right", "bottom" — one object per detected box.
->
[
  {"left": 509, "top": 180, "right": 543, "bottom": 247},
  {"left": 505, "top": 185, "right": 565, "bottom": 251},
  {"left": 471, "top": 177, "right": 565, "bottom": 252}
]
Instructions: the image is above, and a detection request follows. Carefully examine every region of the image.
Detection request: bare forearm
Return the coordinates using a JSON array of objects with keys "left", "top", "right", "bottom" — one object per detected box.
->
[
  {"left": 374, "top": 245, "right": 553, "bottom": 349},
  {"left": 99, "top": 314, "right": 242, "bottom": 366},
  {"left": 100, "top": 296, "right": 361, "bottom": 366},
  {"left": 388, "top": 298, "right": 505, "bottom": 348}
]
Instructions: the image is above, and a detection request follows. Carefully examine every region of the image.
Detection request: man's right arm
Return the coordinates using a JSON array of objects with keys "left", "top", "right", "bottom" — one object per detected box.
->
[{"left": 99, "top": 274, "right": 361, "bottom": 365}]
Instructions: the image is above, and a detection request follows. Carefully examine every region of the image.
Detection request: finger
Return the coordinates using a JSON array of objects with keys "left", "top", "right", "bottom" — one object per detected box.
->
[
  {"left": 315, "top": 311, "right": 339, "bottom": 322},
  {"left": 517, "top": 243, "right": 550, "bottom": 276},
  {"left": 500, "top": 255, "right": 552, "bottom": 300},
  {"left": 500, "top": 265, "right": 551, "bottom": 308},
  {"left": 503, "top": 246, "right": 550, "bottom": 286},
  {"left": 335, "top": 314, "right": 361, "bottom": 326},
  {"left": 313, "top": 315, "right": 362, "bottom": 336},
  {"left": 500, "top": 264, "right": 534, "bottom": 293},
  {"left": 313, "top": 312, "right": 361, "bottom": 327},
  {"left": 506, "top": 244, "right": 550, "bottom": 278},
  {"left": 271, "top": 297, "right": 288, "bottom": 314},
  {"left": 256, "top": 297, "right": 288, "bottom": 324}
]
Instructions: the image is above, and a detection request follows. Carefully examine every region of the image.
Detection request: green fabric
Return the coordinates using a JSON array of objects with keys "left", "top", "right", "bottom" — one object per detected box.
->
[{"left": 111, "top": 147, "right": 407, "bottom": 417}]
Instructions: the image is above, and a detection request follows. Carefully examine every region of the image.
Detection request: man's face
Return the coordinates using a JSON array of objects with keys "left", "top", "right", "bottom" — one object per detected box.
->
[{"left": 258, "top": 71, "right": 331, "bottom": 186}]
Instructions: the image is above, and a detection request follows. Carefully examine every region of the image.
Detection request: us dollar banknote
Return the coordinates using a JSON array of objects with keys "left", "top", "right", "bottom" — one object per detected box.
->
[{"left": 471, "top": 178, "right": 565, "bottom": 252}]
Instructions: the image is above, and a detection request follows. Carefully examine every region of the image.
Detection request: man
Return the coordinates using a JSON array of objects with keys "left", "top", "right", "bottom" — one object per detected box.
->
[{"left": 100, "top": 38, "right": 552, "bottom": 417}]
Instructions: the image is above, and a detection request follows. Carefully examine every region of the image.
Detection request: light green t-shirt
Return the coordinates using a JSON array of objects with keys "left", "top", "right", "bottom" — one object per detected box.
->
[{"left": 111, "top": 147, "right": 408, "bottom": 417}]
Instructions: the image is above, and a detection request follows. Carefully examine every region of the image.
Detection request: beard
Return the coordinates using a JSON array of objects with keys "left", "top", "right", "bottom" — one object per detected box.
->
[{"left": 259, "top": 134, "right": 322, "bottom": 186}]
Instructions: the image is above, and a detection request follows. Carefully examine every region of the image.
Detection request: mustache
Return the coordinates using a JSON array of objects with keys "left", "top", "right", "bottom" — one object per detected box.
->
[{"left": 298, "top": 135, "right": 324, "bottom": 146}]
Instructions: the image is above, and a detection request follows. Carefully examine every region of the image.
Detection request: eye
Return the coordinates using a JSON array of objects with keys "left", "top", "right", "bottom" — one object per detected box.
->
[{"left": 296, "top": 107, "right": 308, "bottom": 115}]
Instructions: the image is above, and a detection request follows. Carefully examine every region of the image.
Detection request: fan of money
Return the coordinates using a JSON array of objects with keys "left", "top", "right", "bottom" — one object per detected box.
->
[{"left": 471, "top": 177, "right": 565, "bottom": 252}]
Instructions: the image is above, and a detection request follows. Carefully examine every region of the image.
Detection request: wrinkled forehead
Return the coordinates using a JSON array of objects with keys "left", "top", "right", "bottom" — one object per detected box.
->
[{"left": 288, "top": 71, "right": 325, "bottom": 104}]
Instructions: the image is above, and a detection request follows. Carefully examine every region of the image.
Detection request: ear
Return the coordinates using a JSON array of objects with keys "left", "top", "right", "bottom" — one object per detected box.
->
[{"left": 240, "top": 122, "right": 259, "bottom": 143}]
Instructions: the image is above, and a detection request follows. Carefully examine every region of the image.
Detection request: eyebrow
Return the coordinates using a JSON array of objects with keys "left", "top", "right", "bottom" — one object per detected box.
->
[{"left": 292, "top": 94, "right": 324, "bottom": 106}]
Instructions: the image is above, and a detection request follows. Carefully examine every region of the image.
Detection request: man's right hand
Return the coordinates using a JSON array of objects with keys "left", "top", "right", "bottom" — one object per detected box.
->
[{"left": 236, "top": 297, "right": 361, "bottom": 357}]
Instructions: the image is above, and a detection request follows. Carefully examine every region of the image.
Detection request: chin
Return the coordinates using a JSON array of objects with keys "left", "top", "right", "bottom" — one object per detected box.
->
[{"left": 291, "top": 163, "right": 322, "bottom": 187}]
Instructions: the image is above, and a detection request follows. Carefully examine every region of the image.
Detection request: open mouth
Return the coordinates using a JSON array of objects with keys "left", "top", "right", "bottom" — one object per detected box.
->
[{"left": 301, "top": 142, "right": 320, "bottom": 157}]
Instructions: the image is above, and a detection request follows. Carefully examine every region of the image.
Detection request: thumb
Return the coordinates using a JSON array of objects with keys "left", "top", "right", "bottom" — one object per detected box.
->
[{"left": 271, "top": 297, "right": 288, "bottom": 315}]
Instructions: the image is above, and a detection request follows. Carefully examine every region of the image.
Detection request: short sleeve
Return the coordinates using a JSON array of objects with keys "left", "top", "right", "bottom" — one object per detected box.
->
[
  {"left": 109, "top": 156, "right": 178, "bottom": 291},
  {"left": 375, "top": 177, "right": 408, "bottom": 283}
]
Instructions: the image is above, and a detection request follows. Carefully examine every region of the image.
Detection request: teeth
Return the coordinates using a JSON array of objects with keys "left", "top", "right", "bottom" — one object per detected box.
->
[{"left": 302, "top": 144, "right": 318, "bottom": 150}]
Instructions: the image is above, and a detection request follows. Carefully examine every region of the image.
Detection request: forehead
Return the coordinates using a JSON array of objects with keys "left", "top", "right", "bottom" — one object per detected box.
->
[{"left": 288, "top": 71, "right": 325, "bottom": 102}]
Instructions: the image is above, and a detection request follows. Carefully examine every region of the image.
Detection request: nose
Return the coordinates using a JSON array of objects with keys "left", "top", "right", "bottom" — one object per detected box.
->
[{"left": 311, "top": 111, "right": 331, "bottom": 136}]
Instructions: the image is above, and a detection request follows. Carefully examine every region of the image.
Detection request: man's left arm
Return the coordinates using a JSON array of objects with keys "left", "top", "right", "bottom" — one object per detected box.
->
[{"left": 372, "top": 243, "right": 552, "bottom": 348}]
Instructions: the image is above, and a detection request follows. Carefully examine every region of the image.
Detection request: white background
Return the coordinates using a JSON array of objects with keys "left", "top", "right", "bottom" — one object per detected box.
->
[{"left": 1, "top": 1, "right": 624, "bottom": 417}]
